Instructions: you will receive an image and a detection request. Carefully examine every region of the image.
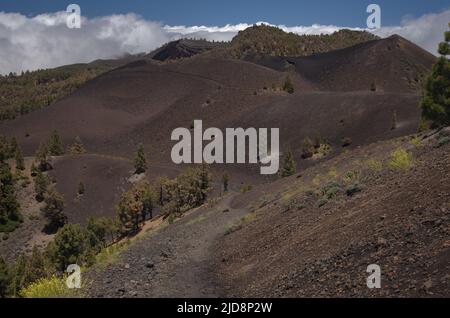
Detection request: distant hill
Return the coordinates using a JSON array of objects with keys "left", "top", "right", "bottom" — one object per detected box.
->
[
  {"left": 222, "top": 24, "right": 379, "bottom": 58},
  {"left": 147, "top": 26, "right": 380, "bottom": 61},
  {"left": 0, "top": 54, "right": 146, "bottom": 121},
  {"left": 147, "top": 39, "right": 228, "bottom": 61}
]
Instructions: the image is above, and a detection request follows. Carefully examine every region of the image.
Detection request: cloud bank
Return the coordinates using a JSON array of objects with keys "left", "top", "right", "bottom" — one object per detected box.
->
[{"left": 0, "top": 9, "right": 449, "bottom": 74}]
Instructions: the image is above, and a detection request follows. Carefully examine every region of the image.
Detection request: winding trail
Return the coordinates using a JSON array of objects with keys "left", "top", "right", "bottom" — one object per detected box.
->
[{"left": 87, "top": 192, "right": 248, "bottom": 298}]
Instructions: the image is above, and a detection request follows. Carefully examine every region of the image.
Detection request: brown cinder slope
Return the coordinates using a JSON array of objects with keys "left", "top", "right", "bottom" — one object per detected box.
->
[
  {"left": 214, "top": 131, "right": 450, "bottom": 297},
  {"left": 245, "top": 34, "right": 436, "bottom": 92}
]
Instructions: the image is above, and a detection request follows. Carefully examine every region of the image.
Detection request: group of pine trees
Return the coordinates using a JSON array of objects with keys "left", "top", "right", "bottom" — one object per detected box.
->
[
  {"left": 0, "top": 215, "right": 117, "bottom": 297},
  {"left": 0, "top": 136, "right": 23, "bottom": 233},
  {"left": 117, "top": 164, "right": 211, "bottom": 235}
]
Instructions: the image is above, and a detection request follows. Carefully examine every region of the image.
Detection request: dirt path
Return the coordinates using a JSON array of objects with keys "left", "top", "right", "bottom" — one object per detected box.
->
[{"left": 87, "top": 192, "right": 249, "bottom": 298}]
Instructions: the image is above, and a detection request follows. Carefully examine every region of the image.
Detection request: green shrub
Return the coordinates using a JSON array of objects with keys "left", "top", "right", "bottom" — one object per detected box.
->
[
  {"left": 346, "top": 183, "right": 364, "bottom": 196},
  {"left": 341, "top": 137, "right": 352, "bottom": 147},
  {"left": 366, "top": 159, "right": 383, "bottom": 172},
  {"left": 321, "top": 181, "right": 341, "bottom": 199},
  {"left": 436, "top": 136, "right": 450, "bottom": 148},
  {"left": 224, "top": 223, "right": 242, "bottom": 236},
  {"left": 318, "top": 198, "right": 328, "bottom": 207},
  {"left": 240, "top": 184, "right": 252, "bottom": 193},
  {"left": 20, "top": 275, "right": 83, "bottom": 298},
  {"left": 388, "top": 148, "right": 414, "bottom": 170},
  {"left": 343, "top": 170, "right": 360, "bottom": 184},
  {"left": 317, "top": 143, "right": 332, "bottom": 157}
]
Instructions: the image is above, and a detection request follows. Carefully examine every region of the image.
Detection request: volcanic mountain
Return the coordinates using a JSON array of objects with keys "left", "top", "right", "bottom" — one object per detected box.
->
[
  {"left": 0, "top": 27, "right": 439, "bottom": 267},
  {"left": 0, "top": 32, "right": 435, "bottom": 168}
]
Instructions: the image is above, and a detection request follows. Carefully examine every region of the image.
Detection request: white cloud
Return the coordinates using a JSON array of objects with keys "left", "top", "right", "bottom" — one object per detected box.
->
[
  {"left": 0, "top": 9, "right": 448, "bottom": 74},
  {"left": 373, "top": 9, "right": 450, "bottom": 55}
]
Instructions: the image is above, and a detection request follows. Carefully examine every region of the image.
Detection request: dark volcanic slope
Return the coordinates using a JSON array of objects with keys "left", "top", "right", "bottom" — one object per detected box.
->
[
  {"left": 246, "top": 35, "right": 436, "bottom": 92},
  {"left": 49, "top": 154, "right": 180, "bottom": 224},
  {"left": 0, "top": 35, "right": 434, "bottom": 182}
]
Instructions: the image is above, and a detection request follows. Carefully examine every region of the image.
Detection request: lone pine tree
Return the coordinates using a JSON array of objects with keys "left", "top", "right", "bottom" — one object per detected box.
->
[
  {"left": 41, "top": 186, "right": 67, "bottom": 233},
  {"left": 134, "top": 144, "right": 147, "bottom": 174},
  {"left": 48, "top": 130, "right": 64, "bottom": 156},
  {"left": 421, "top": 24, "right": 450, "bottom": 128},
  {"left": 222, "top": 172, "right": 230, "bottom": 192},
  {"left": 281, "top": 149, "right": 297, "bottom": 177},
  {"left": 14, "top": 146, "right": 25, "bottom": 171},
  {"left": 34, "top": 170, "right": 49, "bottom": 202},
  {"left": 35, "top": 142, "right": 51, "bottom": 171}
]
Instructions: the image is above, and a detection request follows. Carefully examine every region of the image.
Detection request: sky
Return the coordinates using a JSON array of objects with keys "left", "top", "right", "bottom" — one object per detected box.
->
[
  {"left": 0, "top": 0, "right": 449, "bottom": 74},
  {"left": 1, "top": 0, "right": 449, "bottom": 27}
]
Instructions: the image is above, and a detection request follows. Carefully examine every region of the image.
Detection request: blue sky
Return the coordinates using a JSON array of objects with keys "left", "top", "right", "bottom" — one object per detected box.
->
[{"left": 0, "top": 0, "right": 449, "bottom": 27}]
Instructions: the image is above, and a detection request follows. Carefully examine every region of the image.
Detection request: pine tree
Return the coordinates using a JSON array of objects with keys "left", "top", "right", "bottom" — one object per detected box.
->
[
  {"left": 30, "top": 163, "right": 38, "bottom": 177},
  {"left": 301, "top": 137, "right": 315, "bottom": 159},
  {"left": 14, "top": 146, "right": 25, "bottom": 171},
  {"left": 48, "top": 130, "right": 64, "bottom": 156},
  {"left": 222, "top": 172, "right": 230, "bottom": 193},
  {"left": 26, "top": 246, "right": 47, "bottom": 283},
  {"left": 283, "top": 75, "right": 294, "bottom": 94},
  {"left": 0, "top": 256, "right": 10, "bottom": 298},
  {"left": 199, "top": 164, "right": 211, "bottom": 203},
  {"left": 140, "top": 182, "right": 154, "bottom": 223},
  {"left": 35, "top": 142, "right": 51, "bottom": 171},
  {"left": 87, "top": 217, "right": 116, "bottom": 247},
  {"left": 0, "top": 162, "right": 20, "bottom": 225},
  {"left": 391, "top": 110, "right": 397, "bottom": 130},
  {"left": 9, "top": 253, "right": 27, "bottom": 297},
  {"left": 281, "top": 149, "right": 297, "bottom": 177},
  {"left": 34, "top": 170, "right": 49, "bottom": 202},
  {"left": 0, "top": 135, "right": 10, "bottom": 162},
  {"left": 77, "top": 181, "right": 85, "bottom": 195},
  {"left": 421, "top": 24, "right": 450, "bottom": 128},
  {"left": 9, "top": 137, "right": 19, "bottom": 158},
  {"left": 68, "top": 136, "right": 86, "bottom": 155},
  {"left": 134, "top": 144, "right": 147, "bottom": 174},
  {"left": 41, "top": 186, "right": 67, "bottom": 233},
  {"left": 48, "top": 224, "right": 94, "bottom": 271},
  {"left": 117, "top": 188, "right": 142, "bottom": 235}
]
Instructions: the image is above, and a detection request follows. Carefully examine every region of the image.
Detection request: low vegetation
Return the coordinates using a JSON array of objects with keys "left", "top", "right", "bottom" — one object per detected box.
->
[
  {"left": 20, "top": 275, "right": 84, "bottom": 298},
  {"left": 0, "top": 64, "right": 114, "bottom": 121},
  {"left": 388, "top": 148, "right": 414, "bottom": 170}
]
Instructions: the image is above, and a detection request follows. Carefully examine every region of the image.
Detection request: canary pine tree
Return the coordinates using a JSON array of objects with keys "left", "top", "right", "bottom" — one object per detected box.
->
[{"left": 421, "top": 23, "right": 450, "bottom": 128}]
